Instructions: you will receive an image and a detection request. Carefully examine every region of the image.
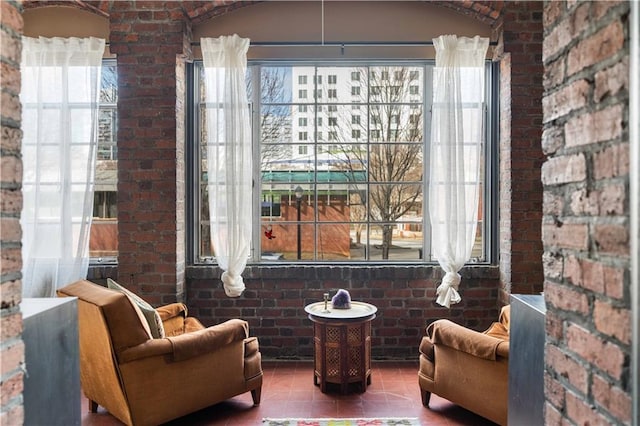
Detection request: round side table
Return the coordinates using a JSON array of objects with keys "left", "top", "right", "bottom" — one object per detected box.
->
[{"left": 304, "top": 301, "right": 377, "bottom": 394}]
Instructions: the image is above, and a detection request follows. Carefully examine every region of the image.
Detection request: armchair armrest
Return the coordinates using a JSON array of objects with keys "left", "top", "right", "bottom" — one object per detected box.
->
[
  {"left": 427, "top": 319, "right": 508, "bottom": 360},
  {"left": 117, "top": 319, "right": 250, "bottom": 364}
]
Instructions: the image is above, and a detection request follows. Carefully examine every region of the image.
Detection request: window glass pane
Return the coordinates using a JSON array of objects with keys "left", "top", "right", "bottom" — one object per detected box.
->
[
  {"left": 195, "top": 61, "right": 492, "bottom": 264},
  {"left": 90, "top": 61, "right": 118, "bottom": 262}
]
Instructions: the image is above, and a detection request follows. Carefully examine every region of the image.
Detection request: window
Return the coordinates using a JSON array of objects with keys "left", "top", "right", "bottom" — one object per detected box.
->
[
  {"left": 328, "top": 89, "right": 337, "bottom": 99},
  {"left": 299, "top": 89, "right": 307, "bottom": 99},
  {"left": 192, "top": 62, "right": 496, "bottom": 264},
  {"left": 328, "top": 75, "right": 337, "bottom": 84},
  {"left": 91, "top": 60, "right": 118, "bottom": 262},
  {"left": 299, "top": 75, "right": 307, "bottom": 84},
  {"left": 261, "top": 194, "right": 282, "bottom": 217}
]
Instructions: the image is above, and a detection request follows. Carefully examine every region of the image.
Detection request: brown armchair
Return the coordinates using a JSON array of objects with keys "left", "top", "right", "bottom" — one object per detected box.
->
[
  {"left": 418, "top": 305, "right": 510, "bottom": 426},
  {"left": 57, "top": 280, "right": 263, "bottom": 426}
]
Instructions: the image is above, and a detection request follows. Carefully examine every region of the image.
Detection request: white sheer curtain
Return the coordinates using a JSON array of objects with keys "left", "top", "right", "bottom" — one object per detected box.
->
[
  {"left": 429, "top": 35, "right": 489, "bottom": 308},
  {"left": 201, "top": 35, "right": 253, "bottom": 297},
  {"left": 20, "top": 36, "right": 105, "bottom": 297}
]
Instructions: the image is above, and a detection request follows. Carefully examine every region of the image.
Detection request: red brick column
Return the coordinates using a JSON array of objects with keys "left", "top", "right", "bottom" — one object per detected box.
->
[
  {"left": 109, "top": 2, "right": 191, "bottom": 304},
  {"left": 0, "top": 1, "right": 24, "bottom": 423},
  {"left": 496, "top": 1, "right": 545, "bottom": 301},
  {"left": 542, "top": 1, "right": 631, "bottom": 424}
]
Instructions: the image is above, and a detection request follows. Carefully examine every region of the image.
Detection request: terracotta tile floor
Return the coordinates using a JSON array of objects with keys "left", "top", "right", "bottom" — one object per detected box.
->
[{"left": 82, "top": 360, "right": 497, "bottom": 426}]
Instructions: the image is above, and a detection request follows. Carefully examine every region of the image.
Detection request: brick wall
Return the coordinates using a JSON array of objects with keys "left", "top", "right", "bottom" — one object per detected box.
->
[
  {"left": 542, "top": 1, "right": 631, "bottom": 424},
  {"left": 108, "top": 1, "right": 191, "bottom": 305},
  {"left": 496, "top": 1, "right": 545, "bottom": 301},
  {"left": 188, "top": 265, "right": 500, "bottom": 359},
  {"left": 0, "top": 1, "right": 24, "bottom": 424}
]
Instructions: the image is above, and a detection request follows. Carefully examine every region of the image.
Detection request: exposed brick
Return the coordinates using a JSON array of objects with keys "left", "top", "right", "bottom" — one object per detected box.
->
[
  {"left": 542, "top": 18, "right": 571, "bottom": 61},
  {"left": 546, "top": 345, "right": 588, "bottom": 394},
  {"left": 591, "top": 374, "right": 632, "bottom": 424},
  {"left": 567, "top": 20, "right": 624, "bottom": 76},
  {"left": 543, "top": 191, "right": 564, "bottom": 216},
  {"left": 565, "top": 390, "right": 611, "bottom": 426},
  {"left": 542, "top": 251, "right": 563, "bottom": 280},
  {"left": 0, "top": 369, "right": 23, "bottom": 406},
  {"left": 542, "top": 222, "right": 589, "bottom": 251},
  {"left": 545, "top": 309, "right": 564, "bottom": 342},
  {"left": 566, "top": 323, "right": 625, "bottom": 380},
  {"left": 0, "top": 404, "right": 24, "bottom": 426},
  {"left": 1, "top": 126, "right": 23, "bottom": 152},
  {"left": 593, "top": 299, "right": 630, "bottom": 344},
  {"left": 0, "top": 92, "right": 20, "bottom": 124},
  {"left": 542, "top": 79, "right": 589, "bottom": 123},
  {"left": 593, "top": 143, "right": 629, "bottom": 180},
  {"left": 569, "top": 187, "right": 599, "bottom": 216},
  {"left": 544, "top": 402, "right": 564, "bottom": 426},
  {"left": 564, "top": 104, "right": 623, "bottom": 147},
  {"left": 541, "top": 154, "right": 586, "bottom": 185},
  {"left": 544, "top": 373, "right": 566, "bottom": 410},
  {"left": 543, "top": 0, "right": 564, "bottom": 29},
  {"left": 0, "top": 340, "right": 24, "bottom": 377},
  {"left": 575, "top": 257, "right": 606, "bottom": 294},
  {"left": 541, "top": 125, "right": 563, "bottom": 155},
  {"left": 545, "top": 280, "right": 589, "bottom": 315},
  {"left": 1, "top": 0, "right": 24, "bottom": 422},
  {"left": 0, "top": 248, "right": 22, "bottom": 276},
  {"left": 594, "top": 55, "right": 629, "bottom": 102},
  {"left": 602, "top": 264, "right": 625, "bottom": 300},
  {"left": 0, "top": 62, "right": 21, "bottom": 96},
  {"left": 598, "top": 183, "right": 625, "bottom": 216},
  {"left": 0, "top": 2, "right": 24, "bottom": 34},
  {"left": 0, "top": 218, "right": 21, "bottom": 242},
  {"left": 0, "top": 280, "right": 22, "bottom": 309},
  {"left": 0, "top": 155, "right": 22, "bottom": 186},
  {"left": 594, "top": 222, "right": 629, "bottom": 257}
]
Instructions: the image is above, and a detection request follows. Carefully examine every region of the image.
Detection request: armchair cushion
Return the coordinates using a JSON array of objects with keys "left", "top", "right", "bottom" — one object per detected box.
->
[
  {"left": 168, "top": 319, "right": 249, "bottom": 362},
  {"left": 108, "top": 278, "right": 164, "bottom": 339},
  {"left": 157, "top": 303, "right": 189, "bottom": 337}
]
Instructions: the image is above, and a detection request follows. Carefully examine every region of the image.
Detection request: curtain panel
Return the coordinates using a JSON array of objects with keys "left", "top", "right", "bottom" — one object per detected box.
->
[
  {"left": 429, "top": 35, "right": 489, "bottom": 308},
  {"left": 201, "top": 35, "right": 253, "bottom": 297},
  {"left": 20, "top": 36, "right": 105, "bottom": 297}
]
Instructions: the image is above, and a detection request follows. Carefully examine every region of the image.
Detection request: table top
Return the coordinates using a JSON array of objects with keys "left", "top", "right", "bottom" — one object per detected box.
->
[{"left": 305, "top": 301, "right": 377, "bottom": 320}]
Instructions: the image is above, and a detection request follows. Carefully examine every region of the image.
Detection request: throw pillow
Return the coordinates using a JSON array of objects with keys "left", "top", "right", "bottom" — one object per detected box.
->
[{"left": 107, "top": 278, "right": 165, "bottom": 339}]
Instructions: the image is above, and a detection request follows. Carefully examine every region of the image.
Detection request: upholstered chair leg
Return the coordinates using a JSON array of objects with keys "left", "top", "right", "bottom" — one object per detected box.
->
[
  {"left": 88, "top": 399, "right": 98, "bottom": 413},
  {"left": 421, "top": 389, "right": 431, "bottom": 407},
  {"left": 251, "top": 387, "right": 262, "bottom": 406}
]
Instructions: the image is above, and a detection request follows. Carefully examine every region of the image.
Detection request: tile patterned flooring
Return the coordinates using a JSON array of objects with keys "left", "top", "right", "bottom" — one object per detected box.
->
[{"left": 82, "top": 360, "right": 497, "bottom": 426}]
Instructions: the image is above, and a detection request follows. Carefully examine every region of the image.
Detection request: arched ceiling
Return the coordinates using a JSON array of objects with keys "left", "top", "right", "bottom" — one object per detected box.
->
[{"left": 23, "top": 0, "right": 504, "bottom": 27}]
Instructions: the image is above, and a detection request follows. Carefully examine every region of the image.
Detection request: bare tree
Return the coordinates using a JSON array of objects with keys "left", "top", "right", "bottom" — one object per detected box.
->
[
  {"left": 256, "top": 67, "right": 292, "bottom": 171},
  {"left": 329, "top": 66, "right": 423, "bottom": 259}
]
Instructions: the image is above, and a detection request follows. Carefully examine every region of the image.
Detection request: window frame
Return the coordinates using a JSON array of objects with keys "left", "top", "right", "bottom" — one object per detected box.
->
[{"left": 187, "top": 60, "right": 499, "bottom": 266}]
